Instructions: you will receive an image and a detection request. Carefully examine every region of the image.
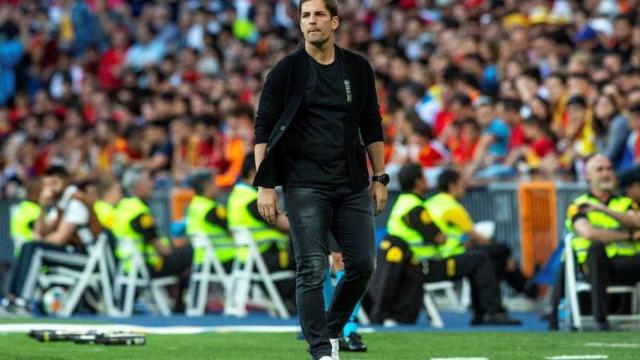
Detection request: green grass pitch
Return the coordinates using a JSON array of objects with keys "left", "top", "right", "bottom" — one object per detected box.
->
[{"left": 1, "top": 330, "right": 639, "bottom": 359}]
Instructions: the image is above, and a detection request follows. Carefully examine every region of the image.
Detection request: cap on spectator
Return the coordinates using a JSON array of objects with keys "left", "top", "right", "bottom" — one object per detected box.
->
[
  {"left": 573, "top": 25, "right": 598, "bottom": 43},
  {"left": 589, "top": 18, "right": 614, "bottom": 37},
  {"left": 628, "top": 102, "right": 640, "bottom": 114},
  {"left": 567, "top": 95, "right": 588, "bottom": 107},
  {"left": 473, "top": 96, "right": 494, "bottom": 108}
]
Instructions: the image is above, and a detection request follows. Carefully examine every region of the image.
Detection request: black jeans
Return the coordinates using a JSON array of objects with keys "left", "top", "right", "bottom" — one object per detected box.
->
[
  {"left": 284, "top": 186, "right": 375, "bottom": 360},
  {"left": 475, "top": 243, "right": 530, "bottom": 295},
  {"left": 423, "top": 248, "right": 504, "bottom": 317},
  {"left": 585, "top": 242, "right": 640, "bottom": 322}
]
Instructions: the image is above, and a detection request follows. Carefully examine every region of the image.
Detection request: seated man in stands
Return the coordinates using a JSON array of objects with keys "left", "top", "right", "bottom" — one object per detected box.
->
[
  {"left": 367, "top": 163, "right": 520, "bottom": 325},
  {"left": 113, "top": 166, "right": 193, "bottom": 312},
  {"left": 426, "top": 168, "right": 537, "bottom": 301},
  {"left": 2, "top": 166, "right": 101, "bottom": 313},
  {"left": 226, "top": 153, "right": 295, "bottom": 312},
  {"left": 563, "top": 154, "right": 640, "bottom": 330}
]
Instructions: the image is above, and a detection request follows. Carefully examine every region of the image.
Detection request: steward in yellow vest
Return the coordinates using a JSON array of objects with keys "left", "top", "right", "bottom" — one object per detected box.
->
[
  {"left": 114, "top": 167, "right": 193, "bottom": 311},
  {"left": 91, "top": 180, "right": 123, "bottom": 232},
  {"left": 426, "top": 168, "right": 536, "bottom": 300},
  {"left": 10, "top": 199, "right": 41, "bottom": 258},
  {"left": 227, "top": 153, "right": 295, "bottom": 310},
  {"left": 563, "top": 154, "right": 640, "bottom": 330},
  {"left": 185, "top": 172, "right": 235, "bottom": 266},
  {"left": 370, "top": 163, "right": 520, "bottom": 326}
]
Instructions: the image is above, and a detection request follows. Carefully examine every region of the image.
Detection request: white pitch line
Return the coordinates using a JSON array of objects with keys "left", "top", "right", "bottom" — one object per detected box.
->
[
  {"left": 431, "top": 357, "right": 489, "bottom": 360},
  {"left": 546, "top": 356, "right": 608, "bottom": 360},
  {"left": 0, "top": 323, "right": 302, "bottom": 334},
  {"left": 585, "top": 342, "right": 640, "bottom": 348}
]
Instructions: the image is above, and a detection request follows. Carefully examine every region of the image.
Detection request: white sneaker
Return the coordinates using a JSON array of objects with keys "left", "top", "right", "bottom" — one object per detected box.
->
[
  {"left": 330, "top": 338, "right": 340, "bottom": 360},
  {"left": 318, "top": 357, "right": 333, "bottom": 360}
]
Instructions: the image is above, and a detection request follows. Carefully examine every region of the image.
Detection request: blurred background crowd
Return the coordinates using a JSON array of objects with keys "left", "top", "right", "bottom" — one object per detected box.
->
[{"left": 1, "top": 0, "right": 640, "bottom": 197}]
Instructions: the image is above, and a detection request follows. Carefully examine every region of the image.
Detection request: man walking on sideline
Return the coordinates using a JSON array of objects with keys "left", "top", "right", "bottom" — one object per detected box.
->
[{"left": 253, "top": 1, "right": 387, "bottom": 359}]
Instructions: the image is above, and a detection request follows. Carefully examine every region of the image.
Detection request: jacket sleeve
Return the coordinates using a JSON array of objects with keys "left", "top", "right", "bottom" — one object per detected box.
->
[
  {"left": 255, "top": 59, "right": 289, "bottom": 144},
  {"left": 359, "top": 58, "right": 384, "bottom": 146}
]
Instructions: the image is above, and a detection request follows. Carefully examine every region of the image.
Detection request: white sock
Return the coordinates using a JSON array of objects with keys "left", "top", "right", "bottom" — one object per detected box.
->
[{"left": 330, "top": 338, "right": 340, "bottom": 360}]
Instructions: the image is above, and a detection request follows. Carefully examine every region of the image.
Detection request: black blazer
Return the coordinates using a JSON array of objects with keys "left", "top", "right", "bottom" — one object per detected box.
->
[{"left": 254, "top": 45, "right": 383, "bottom": 190}]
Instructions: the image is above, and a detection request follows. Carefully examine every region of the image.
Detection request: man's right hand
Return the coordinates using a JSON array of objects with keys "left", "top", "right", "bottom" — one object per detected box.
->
[{"left": 257, "top": 187, "right": 279, "bottom": 225}]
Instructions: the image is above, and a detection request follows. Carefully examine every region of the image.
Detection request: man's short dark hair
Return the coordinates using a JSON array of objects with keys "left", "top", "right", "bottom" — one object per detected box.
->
[
  {"left": 241, "top": 153, "right": 256, "bottom": 179},
  {"left": 299, "top": 0, "right": 338, "bottom": 18},
  {"left": 398, "top": 163, "right": 423, "bottom": 192},
  {"left": 187, "top": 171, "right": 214, "bottom": 195},
  {"left": 44, "top": 165, "right": 69, "bottom": 179},
  {"left": 437, "top": 168, "right": 461, "bottom": 193}
]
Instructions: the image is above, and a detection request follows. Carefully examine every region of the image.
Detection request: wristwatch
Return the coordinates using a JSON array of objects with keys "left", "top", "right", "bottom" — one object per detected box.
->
[{"left": 371, "top": 173, "right": 390, "bottom": 186}]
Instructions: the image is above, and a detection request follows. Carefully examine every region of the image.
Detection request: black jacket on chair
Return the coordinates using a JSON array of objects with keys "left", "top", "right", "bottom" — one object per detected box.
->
[{"left": 253, "top": 45, "right": 383, "bottom": 190}]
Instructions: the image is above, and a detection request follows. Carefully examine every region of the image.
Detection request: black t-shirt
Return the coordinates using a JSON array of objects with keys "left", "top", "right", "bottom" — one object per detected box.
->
[{"left": 277, "top": 54, "right": 350, "bottom": 189}]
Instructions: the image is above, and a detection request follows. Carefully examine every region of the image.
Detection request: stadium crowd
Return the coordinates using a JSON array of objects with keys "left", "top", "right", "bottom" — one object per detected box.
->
[
  {"left": 2, "top": 0, "right": 640, "bottom": 336},
  {"left": 1, "top": 0, "right": 640, "bottom": 196}
]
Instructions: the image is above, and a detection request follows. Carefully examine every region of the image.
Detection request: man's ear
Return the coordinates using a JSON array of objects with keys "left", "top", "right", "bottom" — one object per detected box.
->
[{"left": 332, "top": 16, "right": 339, "bottom": 31}]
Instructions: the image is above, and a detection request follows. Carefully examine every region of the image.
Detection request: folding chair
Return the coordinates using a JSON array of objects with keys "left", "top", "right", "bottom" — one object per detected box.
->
[
  {"left": 51, "top": 233, "right": 119, "bottom": 317},
  {"left": 113, "top": 237, "right": 178, "bottom": 316},
  {"left": 185, "top": 234, "right": 234, "bottom": 316},
  {"left": 563, "top": 233, "right": 640, "bottom": 330},
  {"left": 224, "top": 227, "right": 295, "bottom": 319},
  {"left": 422, "top": 279, "right": 471, "bottom": 328}
]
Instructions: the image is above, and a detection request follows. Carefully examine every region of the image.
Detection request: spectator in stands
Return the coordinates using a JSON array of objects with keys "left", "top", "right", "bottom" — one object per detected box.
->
[
  {"left": 370, "top": 163, "right": 520, "bottom": 326},
  {"left": 560, "top": 95, "right": 596, "bottom": 178},
  {"left": 2, "top": 165, "right": 101, "bottom": 314},
  {"left": 505, "top": 116, "right": 557, "bottom": 177},
  {"left": 426, "top": 168, "right": 537, "bottom": 302},
  {"left": 113, "top": 166, "right": 193, "bottom": 312},
  {"left": 226, "top": 153, "right": 294, "bottom": 312},
  {"left": 624, "top": 103, "right": 640, "bottom": 166},
  {"left": 561, "top": 154, "right": 640, "bottom": 330},
  {"left": 465, "top": 96, "right": 510, "bottom": 178},
  {"left": 592, "top": 93, "right": 630, "bottom": 169}
]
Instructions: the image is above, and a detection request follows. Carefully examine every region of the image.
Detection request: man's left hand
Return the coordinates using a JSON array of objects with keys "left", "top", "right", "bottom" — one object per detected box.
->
[{"left": 370, "top": 182, "right": 388, "bottom": 215}]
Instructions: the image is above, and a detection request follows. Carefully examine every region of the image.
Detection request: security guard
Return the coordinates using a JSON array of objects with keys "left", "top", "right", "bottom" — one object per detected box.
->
[
  {"left": 369, "top": 163, "right": 520, "bottom": 325},
  {"left": 91, "top": 180, "right": 123, "bottom": 231},
  {"left": 227, "top": 153, "right": 295, "bottom": 310},
  {"left": 185, "top": 171, "right": 235, "bottom": 267},
  {"left": 426, "top": 168, "right": 536, "bottom": 300},
  {"left": 10, "top": 180, "right": 42, "bottom": 257},
  {"left": 113, "top": 167, "right": 193, "bottom": 311},
  {"left": 564, "top": 154, "right": 640, "bottom": 330}
]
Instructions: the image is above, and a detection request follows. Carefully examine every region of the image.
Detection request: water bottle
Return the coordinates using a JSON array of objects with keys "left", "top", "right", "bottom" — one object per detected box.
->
[{"left": 557, "top": 298, "right": 569, "bottom": 331}]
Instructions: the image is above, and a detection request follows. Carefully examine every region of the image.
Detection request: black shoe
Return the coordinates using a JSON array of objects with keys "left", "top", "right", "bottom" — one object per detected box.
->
[
  {"left": 339, "top": 333, "right": 367, "bottom": 352},
  {"left": 476, "top": 312, "right": 522, "bottom": 326}
]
